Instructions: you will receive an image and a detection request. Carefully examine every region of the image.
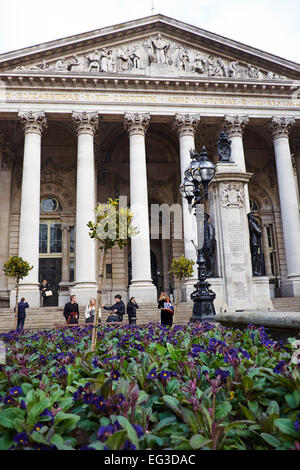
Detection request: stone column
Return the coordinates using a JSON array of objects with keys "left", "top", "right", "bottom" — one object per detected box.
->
[
  {"left": 58, "top": 223, "right": 71, "bottom": 306},
  {"left": 0, "top": 134, "right": 13, "bottom": 301},
  {"left": 224, "top": 115, "right": 250, "bottom": 212},
  {"left": 124, "top": 112, "right": 157, "bottom": 303},
  {"left": 292, "top": 137, "right": 300, "bottom": 195},
  {"left": 17, "top": 111, "right": 47, "bottom": 307},
  {"left": 262, "top": 224, "right": 272, "bottom": 277},
  {"left": 172, "top": 113, "right": 200, "bottom": 299},
  {"left": 269, "top": 116, "right": 300, "bottom": 296},
  {"left": 161, "top": 239, "right": 169, "bottom": 293},
  {"left": 71, "top": 112, "right": 98, "bottom": 305}
]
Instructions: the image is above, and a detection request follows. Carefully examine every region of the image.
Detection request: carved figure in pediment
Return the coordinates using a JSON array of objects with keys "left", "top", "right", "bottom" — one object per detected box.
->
[
  {"left": 85, "top": 50, "right": 100, "bottom": 72},
  {"left": 53, "top": 59, "right": 68, "bottom": 72},
  {"left": 100, "top": 48, "right": 115, "bottom": 72},
  {"left": 247, "top": 64, "right": 262, "bottom": 79},
  {"left": 206, "top": 55, "right": 215, "bottom": 76},
  {"left": 67, "top": 55, "right": 80, "bottom": 72},
  {"left": 192, "top": 52, "right": 205, "bottom": 74},
  {"left": 129, "top": 46, "right": 142, "bottom": 69},
  {"left": 178, "top": 48, "right": 190, "bottom": 71},
  {"left": 214, "top": 57, "right": 227, "bottom": 77},
  {"left": 150, "top": 34, "right": 170, "bottom": 64},
  {"left": 118, "top": 47, "right": 132, "bottom": 71},
  {"left": 228, "top": 61, "right": 241, "bottom": 78}
]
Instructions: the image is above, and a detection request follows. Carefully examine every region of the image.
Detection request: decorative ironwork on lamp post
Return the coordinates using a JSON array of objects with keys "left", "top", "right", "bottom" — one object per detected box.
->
[{"left": 179, "top": 145, "right": 216, "bottom": 323}]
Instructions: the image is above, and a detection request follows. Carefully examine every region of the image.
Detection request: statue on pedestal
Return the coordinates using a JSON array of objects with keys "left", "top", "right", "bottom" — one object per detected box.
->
[
  {"left": 247, "top": 212, "right": 264, "bottom": 276},
  {"left": 150, "top": 34, "right": 170, "bottom": 64},
  {"left": 217, "top": 131, "right": 231, "bottom": 162},
  {"left": 201, "top": 213, "right": 216, "bottom": 278}
]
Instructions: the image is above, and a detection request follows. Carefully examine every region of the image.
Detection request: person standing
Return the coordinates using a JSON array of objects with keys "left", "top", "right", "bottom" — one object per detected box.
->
[
  {"left": 16, "top": 297, "right": 29, "bottom": 331},
  {"left": 85, "top": 297, "right": 101, "bottom": 324},
  {"left": 39, "top": 279, "right": 50, "bottom": 307},
  {"left": 63, "top": 294, "right": 79, "bottom": 324},
  {"left": 126, "top": 297, "right": 139, "bottom": 325},
  {"left": 158, "top": 292, "right": 173, "bottom": 327},
  {"left": 102, "top": 294, "right": 125, "bottom": 322}
]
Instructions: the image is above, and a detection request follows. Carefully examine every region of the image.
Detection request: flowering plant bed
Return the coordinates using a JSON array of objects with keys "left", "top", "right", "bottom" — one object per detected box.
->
[{"left": 0, "top": 322, "right": 299, "bottom": 450}]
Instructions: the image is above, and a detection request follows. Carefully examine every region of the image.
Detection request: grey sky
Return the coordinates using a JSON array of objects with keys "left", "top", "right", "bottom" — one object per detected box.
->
[{"left": 0, "top": 0, "right": 299, "bottom": 63}]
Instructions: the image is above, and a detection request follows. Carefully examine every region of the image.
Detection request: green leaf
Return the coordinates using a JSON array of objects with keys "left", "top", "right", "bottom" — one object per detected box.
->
[
  {"left": 0, "top": 434, "right": 15, "bottom": 450},
  {"left": 0, "top": 415, "right": 14, "bottom": 429},
  {"left": 116, "top": 415, "right": 140, "bottom": 450},
  {"left": 190, "top": 434, "right": 212, "bottom": 449},
  {"left": 166, "top": 379, "right": 180, "bottom": 395},
  {"left": 28, "top": 398, "right": 51, "bottom": 424},
  {"left": 242, "top": 376, "right": 254, "bottom": 393},
  {"left": 239, "top": 404, "right": 256, "bottom": 422},
  {"left": 215, "top": 401, "right": 232, "bottom": 419},
  {"left": 261, "top": 433, "right": 281, "bottom": 448},
  {"left": 274, "top": 418, "right": 298, "bottom": 437},
  {"left": 266, "top": 401, "right": 280, "bottom": 417},
  {"left": 105, "top": 430, "right": 127, "bottom": 450}
]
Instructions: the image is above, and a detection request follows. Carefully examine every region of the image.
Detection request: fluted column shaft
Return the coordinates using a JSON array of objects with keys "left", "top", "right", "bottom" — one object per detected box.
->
[
  {"left": 124, "top": 113, "right": 156, "bottom": 302},
  {"left": 72, "top": 112, "right": 98, "bottom": 291},
  {"left": 269, "top": 117, "right": 300, "bottom": 286},
  {"left": 173, "top": 114, "right": 200, "bottom": 274},
  {"left": 18, "top": 111, "right": 47, "bottom": 288}
]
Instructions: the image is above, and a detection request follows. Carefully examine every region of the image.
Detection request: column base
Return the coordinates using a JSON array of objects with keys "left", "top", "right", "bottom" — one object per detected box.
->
[
  {"left": 10, "top": 284, "right": 40, "bottom": 308},
  {"left": 71, "top": 283, "right": 97, "bottom": 307},
  {"left": 129, "top": 280, "right": 157, "bottom": 303},
  {"left": 281, "top": 275, "right": 300, "bottom": 297},
  {"left": 58, "top": 281, "right": 74, "bottom": 307}
]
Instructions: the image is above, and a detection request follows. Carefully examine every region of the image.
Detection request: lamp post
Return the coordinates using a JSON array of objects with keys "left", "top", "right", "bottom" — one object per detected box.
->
[{"left": 179, "top": 145, "right": 216, "bottom": 323}]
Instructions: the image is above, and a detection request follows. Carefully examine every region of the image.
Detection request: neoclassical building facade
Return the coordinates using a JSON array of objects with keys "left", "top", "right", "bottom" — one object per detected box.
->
[{"left": 0, "top": 14, "right": 299, "bottom": 311}]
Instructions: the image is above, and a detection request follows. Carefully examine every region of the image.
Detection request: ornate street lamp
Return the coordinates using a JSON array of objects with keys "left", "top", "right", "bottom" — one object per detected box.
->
[{"left": 180, "top": 146, "right": 216, "bottom": 323}]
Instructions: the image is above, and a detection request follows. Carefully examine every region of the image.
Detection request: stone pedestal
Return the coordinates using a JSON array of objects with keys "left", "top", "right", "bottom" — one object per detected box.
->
[{"left": 210, "top": 163, "right": 273, "bottom": 311}]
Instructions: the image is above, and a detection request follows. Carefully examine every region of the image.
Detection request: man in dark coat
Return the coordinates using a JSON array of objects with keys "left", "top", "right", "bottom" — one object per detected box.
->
[
  {"left": 63, "top": 295, "right": 79, "bottom": 324},
  {"left": 16, "top": 297, "right": 29, "bottom": 331},
  {"left": 102, "top": 295, "right": 125, "bottom": 322},
  {"left": 126, "top": 297, "right": 139, "bottom": 325}
]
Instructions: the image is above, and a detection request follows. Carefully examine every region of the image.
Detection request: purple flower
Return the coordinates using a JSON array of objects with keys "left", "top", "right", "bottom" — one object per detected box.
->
[
  {"left": 158, "top": 370, "right": 172, "bottom": 381},
  {"left": 13, "top": 432, "right": 29, "bottom": 446},
  {"left": 133, "top": 424, "right": 144, "bottom": 437},
  {"left": 40, "top": 408, "right": 54, "bottom": 424},
  {"left": 9, "top": 386, "right": 23, "bottom": 396},
  {"left": 92, "top": 357, "right": 99, "bottom": 368},
  {"left": 117, "top": 393, "right": 125, "bottom": 404},
  {"left": 83, "top": 393, "right": 95, "bottom": 405},
  {"left": 97, "top": 424, "right": 115, "bottom": 441},
  {"left": 147, "top": 368, "right": 157, "bottom": 379},
  {"left": 273, "top": 360, "right": 286, "bottom": 374},
  {"left": 111, "top": 370, "right": 120, "bottom": 381},
  {"left": 20, "top": 400, "right": 26, "bottom": 410},
  {"left": 33, "top": 422, "right": 43, "bottom": 432},
  {"left": 215, "top": 368, "right": 230, "bottom": 385},
  {"left": 94, "top": 395, "right": 106, "bottom": 410}
]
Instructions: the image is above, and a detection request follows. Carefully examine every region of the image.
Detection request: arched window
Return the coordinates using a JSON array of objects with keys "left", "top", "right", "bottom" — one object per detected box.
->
[{"left": 249, "top": 197, "right": 259, "bottom": 212}]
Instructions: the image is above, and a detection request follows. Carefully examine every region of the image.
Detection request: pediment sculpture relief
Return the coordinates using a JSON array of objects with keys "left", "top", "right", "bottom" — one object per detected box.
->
[{"left": 13, "top": 34, "right": 285, "bottom": 80}]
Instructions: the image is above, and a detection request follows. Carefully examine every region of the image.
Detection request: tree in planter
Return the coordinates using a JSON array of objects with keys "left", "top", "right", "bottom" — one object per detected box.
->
[
  {"left": 169, "top": 255, "right": 195, "bottom": 318},
  {"left": 3, "top": 256, "right": 33, "bottom": 330},
  {"left": 88, "top": 197, "right": 138, "bottom": 351}
]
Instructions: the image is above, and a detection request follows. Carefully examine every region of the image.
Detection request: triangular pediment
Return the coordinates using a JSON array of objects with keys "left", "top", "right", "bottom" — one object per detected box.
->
[{"left": 0, "top": 14, "right": 299, "bottom": 81}]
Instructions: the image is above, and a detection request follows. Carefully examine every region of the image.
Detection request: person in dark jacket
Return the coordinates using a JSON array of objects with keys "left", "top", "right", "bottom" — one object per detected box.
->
[
  {"left": 63, "top": 295, "right": 79, "bottom": 324},
  {"left": 16, "top": 297, "right": 29, "bottom": 331},
  {"left": 39, "top": 279, "right": 50, "bottom": 307},
  {"left": 127, "top": 297, "right": 139, "bottom": 325},
  {"left": 158, "top": 292, "right": 173, "bottom": 327},
  {"left": 102, "top": 295, "right": 125, "bottom": 322}
]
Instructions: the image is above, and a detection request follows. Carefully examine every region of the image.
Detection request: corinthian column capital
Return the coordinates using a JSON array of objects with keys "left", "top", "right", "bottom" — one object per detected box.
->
[
  {"left": 172, "top": 113, "right": 201, "bottom": 137},
  {"left": 18, "top": 111, "right": 47, "bottom": 135},
  {"left": 269, "top": 116, "right": 295, "bottom": 141},
  {"left": 124, "top": 112, "right": 150, "bottom": 136},
  {"left": 72, "top": 111, "right": 99, "bottom": 136},
  {"left": 224, "top": 114, "right": 249, "bottom": 138}
]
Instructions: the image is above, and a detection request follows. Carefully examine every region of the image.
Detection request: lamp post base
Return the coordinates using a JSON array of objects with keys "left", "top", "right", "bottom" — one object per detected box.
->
[{"left": 189, "top": 249, "right": 216, "bottom": 323}]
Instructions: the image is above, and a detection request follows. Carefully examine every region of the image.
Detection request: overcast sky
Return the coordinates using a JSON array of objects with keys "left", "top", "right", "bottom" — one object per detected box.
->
[{"left": 0, "top": 0, "right": 299, "bottom": 63}]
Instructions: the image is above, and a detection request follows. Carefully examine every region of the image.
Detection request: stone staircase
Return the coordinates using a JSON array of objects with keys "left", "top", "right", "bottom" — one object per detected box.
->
[
  {"left": 272, "top": 297, "right": 300, "bottom": 311},
  {"left": 0, "top": 303, "right": 195, "bottom": 332}
]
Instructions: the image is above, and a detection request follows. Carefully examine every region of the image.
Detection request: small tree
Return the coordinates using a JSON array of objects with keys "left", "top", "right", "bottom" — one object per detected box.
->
[
  {"left": 169, "top": 255, "right": 195, "bottom": 318},
  {"left": 3, "top": 256, "right": 33, "bottom": 330},
  {"left": 88, "top": 197, "right": 138, "bottom": 351}
]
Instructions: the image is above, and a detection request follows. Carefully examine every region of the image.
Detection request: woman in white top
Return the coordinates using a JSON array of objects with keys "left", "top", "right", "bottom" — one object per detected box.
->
[{"left": 85, "top": 297, "right": 101, "bottom": 324}]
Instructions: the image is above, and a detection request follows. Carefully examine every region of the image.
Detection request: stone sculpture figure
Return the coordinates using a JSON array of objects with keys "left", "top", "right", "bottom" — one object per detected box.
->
[
  {"left": 100, "top": 49, "right": 114, "bottom": 72},
  {"left": 151, "top": 34, "right": 170, "bottom": 64},
  {"left": 130, "top": 46, "right": 142, "bottom": 69},
  {"left": 217, "top": 131, "right": 232, "bottom": 162},
  {"left": 247, "top": 212, "right": 264, "bottom": 276},
  {"left": 214, "top": 57, "right": 227, "bottom": 77},
  {"left": 193, "top": 52, "right": 205, "bottom": 74},
  {"left": 201, "top": 213, "right": 216, "bottom": 278},
  {"left": 86, "top": 50, "right": 100, "bottom": 72},
  {"left": 179, "top": 48, "right": 190, "bottom": 71},
  {"left": 118, "top": 47, "right": 132, "bottom": 71},
  {"left": 228, "top": 61, "right": 240, "bottom": 78},
  {"left": 206, "top": 55, "right": 215, "bottom": 76}
]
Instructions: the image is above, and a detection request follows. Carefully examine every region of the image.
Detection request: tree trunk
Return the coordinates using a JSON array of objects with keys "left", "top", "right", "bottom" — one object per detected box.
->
[
  {"left": 15, "top": 280, "right": 19, "bottom": 331},
  {"left": 91, "top": 247, "right": 106, "bottom": 351},
  {"left": 173, "top": 279, "right": 182, "bottom": 318}
]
